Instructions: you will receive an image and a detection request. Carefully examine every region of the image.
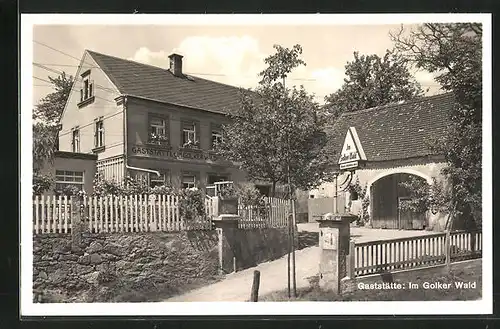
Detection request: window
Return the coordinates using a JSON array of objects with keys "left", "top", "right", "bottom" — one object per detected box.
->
[
  {"left": 78, "top": 70, "right": 94, "bottom": 108},
  {"left": 182, "top": 174, "right": 196, "bottom": 189},
  {"left": 80, "top": 73, "right": 94, "bottom": 102},
  {"left": 94, "top": 119, "right": 105, "bottom": 149},
  {"left": 71, "top": 129, "right": 80, "bottom": 152},
  {"left": 150, "top": 172, "right": 168, "bottom": 188},
  {"left": 148, "top": 115, "right": 168, "bottom": 145},
  {"left": 182, "top": 121, "right": 198, "bottom": 148},
  {"left": 211, "top": 126, "right": 223, "bottom": 149},
  {"left": 55, "top": 170, "right": 84, "bottom": 192}
]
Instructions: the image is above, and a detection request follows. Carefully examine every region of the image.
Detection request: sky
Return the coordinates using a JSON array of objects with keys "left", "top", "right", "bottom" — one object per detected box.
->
[{"left": 32, "top": 24, "right": 442, "bottom": 105}]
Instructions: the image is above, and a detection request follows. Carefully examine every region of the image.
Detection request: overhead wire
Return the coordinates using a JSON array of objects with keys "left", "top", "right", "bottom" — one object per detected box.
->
[{"left": 32, "top": 75, "right": 118, "bottom": 105}]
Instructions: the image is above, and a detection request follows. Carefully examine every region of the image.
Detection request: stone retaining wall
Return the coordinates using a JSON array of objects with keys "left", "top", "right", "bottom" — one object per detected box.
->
[
  {"left": 33, "top": 231, "right": 220, "bottom": 302},
  {"left": 33, "top": 226, "right": 296, "bottom": 302}
]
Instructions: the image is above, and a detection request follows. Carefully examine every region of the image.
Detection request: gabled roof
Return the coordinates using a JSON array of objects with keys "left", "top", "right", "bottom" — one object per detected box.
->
[
  {"left": 86, "top": 50, "right": 253, "bottom": 115},
  {"left": 325, "top": 92, "right": 455, "bottom": 163}
]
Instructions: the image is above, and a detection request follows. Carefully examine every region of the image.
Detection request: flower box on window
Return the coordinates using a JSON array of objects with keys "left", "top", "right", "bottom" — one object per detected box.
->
[
  {"left": 148, "top": 133, "right": 169, "bottom": 146},
  {"left": 182, "top": 139, "right": 200, "bottom": 149}
]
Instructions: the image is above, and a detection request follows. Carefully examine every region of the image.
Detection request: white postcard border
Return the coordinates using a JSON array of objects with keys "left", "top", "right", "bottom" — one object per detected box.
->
[{"left": 20, "top": 13, "right": 493, "bottom": 316}]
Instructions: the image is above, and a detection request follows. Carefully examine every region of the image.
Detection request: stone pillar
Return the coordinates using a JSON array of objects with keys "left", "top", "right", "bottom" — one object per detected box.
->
[
  {"left": 316, "top": 212, "right": 357, "bottom": 295},
  {"left": 212, "top": 214, "right": 239, "bottom": 275}
]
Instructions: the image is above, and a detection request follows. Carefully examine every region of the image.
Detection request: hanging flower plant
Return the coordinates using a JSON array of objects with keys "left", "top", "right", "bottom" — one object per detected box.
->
[
  {"left": 149, "top": 132, "right": 169, "bottom": 145},
  {"left": 182, "top": 139, "right": 200, "bottom": 149}
]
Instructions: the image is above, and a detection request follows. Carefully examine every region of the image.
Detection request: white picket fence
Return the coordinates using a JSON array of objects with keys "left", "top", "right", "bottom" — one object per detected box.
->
[
  {"left": 237, "top": 198, "right": 291, "bottom": 229},
  {"left": 33, "top": 195, "right": 215, "bottom": 234},
  {"left": 32, "top": 194, "right": 291, "bottom": 234}
]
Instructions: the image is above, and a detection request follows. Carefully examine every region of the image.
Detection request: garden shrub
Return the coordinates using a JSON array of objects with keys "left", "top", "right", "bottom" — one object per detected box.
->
[
  {"left": 177, "top": 188, "right": 207, "bottom": 228},
  {"left": 33, "top": 173, "right": 53, "bottom": 195},
  {"left": 235, "top": 183, "right": 267, "bottom": 218},
  {"left": 91, "top": 174, "right": 207, "bottom": 228}
]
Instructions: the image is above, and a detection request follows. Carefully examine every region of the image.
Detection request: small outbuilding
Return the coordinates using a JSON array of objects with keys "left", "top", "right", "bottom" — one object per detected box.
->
[{"left": 309, "top": 93, "right": 455, "bottom": 231}]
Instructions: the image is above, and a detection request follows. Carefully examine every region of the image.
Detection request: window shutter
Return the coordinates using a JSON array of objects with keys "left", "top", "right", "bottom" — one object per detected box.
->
[
  {"left": 147, "top": 114, "right": 153, "bottom": 144},
  {"left": 93, "top": 119, "right": 97, "bottom": 148},
  {"left": 195, "top": 121, "right": 201, "bottom": 147},
  {"left": 180, "top": 121, "right": 185, "bottom": 146},
  {"left": 195, "top": 121, "right": 200, "bottom": 142},
  {"left": 90, "top": 80, "right": 94, "bottom": 97},
  {"left": 75, "top": 130, "right": 79, "bottom": 152},
  {"left": 102, "top": 120, "right": 105, "bottom": 147},
  {"left": 164, "top": 116, "right": 169, "bottom": 142},
  {"left": 80, "top": 89, "right": 83, "bottom": 102}
]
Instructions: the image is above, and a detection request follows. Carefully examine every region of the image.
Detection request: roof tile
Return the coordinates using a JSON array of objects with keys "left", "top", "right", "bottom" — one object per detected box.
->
[
  {"left": 87, "top": 50, "right": 251, "bottom": 115},
  {"left": 325, "top": 93, "right": 455, "bottom": 162}
]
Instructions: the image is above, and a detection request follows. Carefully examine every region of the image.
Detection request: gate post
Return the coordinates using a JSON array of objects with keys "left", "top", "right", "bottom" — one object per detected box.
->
[
  {"left": 317, "top": 213, "right": 357, "bottom": 295},
  {"left": 213, "top": 214, "right": 240, "bottom": 275}
]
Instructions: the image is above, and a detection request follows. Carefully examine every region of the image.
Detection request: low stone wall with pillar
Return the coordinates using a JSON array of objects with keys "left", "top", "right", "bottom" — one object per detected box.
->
[{"left": 213, "top": 214, "right": 296, "bottom": 274}]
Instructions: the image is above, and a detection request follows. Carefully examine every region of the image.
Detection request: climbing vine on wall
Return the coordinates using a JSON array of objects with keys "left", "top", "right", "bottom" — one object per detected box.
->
[{"left": 349, "top": 177, "right": 370, "bottom": 226}]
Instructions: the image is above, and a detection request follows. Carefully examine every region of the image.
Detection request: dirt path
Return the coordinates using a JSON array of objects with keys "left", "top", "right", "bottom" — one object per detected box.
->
[
  {"left": 165, "top": 225, "right": 437, "bottom": 302},
  {"left": 166, "top": 246, "right": 320, "bottom": 302}
]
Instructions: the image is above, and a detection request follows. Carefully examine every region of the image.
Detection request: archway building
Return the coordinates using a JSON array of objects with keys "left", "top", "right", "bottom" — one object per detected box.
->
[{"left": 309, "top": 93, "right": 455, "bottom": 231}]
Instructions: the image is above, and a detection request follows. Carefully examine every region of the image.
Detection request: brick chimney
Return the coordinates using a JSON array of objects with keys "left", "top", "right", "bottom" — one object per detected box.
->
[{"left": 168, "top": 53, "right": 183, "bottom": 77}]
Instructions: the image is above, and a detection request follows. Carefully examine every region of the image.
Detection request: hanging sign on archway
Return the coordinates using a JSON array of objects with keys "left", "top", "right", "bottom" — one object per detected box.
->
[{"left": 338, "top": 127, "right": 367, "bottom": 171}]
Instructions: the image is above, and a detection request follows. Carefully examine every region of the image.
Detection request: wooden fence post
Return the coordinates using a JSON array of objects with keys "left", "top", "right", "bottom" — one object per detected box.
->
[
  {"left": 250, "top": 270, "right": 261, "bottom": 302},
  {"left": 445, "top": 230, "right": 451, "bottom": 269},
  {"left": 71, "top": 195, "right": 83, "bottom": 249},
  {"left": 347, "top": 239, "right": 356, "bottom": 279}
]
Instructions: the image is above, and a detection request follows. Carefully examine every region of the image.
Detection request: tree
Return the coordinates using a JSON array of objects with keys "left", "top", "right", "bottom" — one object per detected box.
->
[
  {"left": 391, "top": 23, "right": 482, "bottom": 229},
  {"left": 219, "top": 44, "right": 333, "bottom": 196},
  {"left": 32, "top": 122, "right": 59, "bottom": 172},
  {"left": 324, "top": 49, "right": 424, "bottom": 119},
  {"left": 32, "top": 72, "right": 73, "bottom": 170},
  {"left": 33, "top": 72, "right": 73, "bottom": 194},
  {"left": 219, "top": 44, "right": 333, "bottom": 298},
  {"left": 33, "top": 71, "right": 74, "bottom": 124}
]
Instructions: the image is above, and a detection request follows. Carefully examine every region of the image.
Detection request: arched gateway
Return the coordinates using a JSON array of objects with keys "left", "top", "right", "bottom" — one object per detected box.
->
[
  {"left": 309, "top": 93, "right": 453, "bottom": 231},
  {"left": 369, "top": 172, "right": 428, "bottom": 229}
]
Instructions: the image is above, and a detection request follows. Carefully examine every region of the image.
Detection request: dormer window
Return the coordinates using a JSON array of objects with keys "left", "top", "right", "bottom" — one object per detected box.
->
[{"left": 78, "top": 69, "right": 95, "bottom": 108}]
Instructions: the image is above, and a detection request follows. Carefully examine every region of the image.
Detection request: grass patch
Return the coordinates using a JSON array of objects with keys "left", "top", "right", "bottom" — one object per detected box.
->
[
  {"left": 37, "top": 275, "right": 224, "bottom": 303},
  {"left": 110, "top": 276, "right": 223, "bottom": 303},
  {"left": 259, "top": 261, "right": 482, "bottom": 302}
]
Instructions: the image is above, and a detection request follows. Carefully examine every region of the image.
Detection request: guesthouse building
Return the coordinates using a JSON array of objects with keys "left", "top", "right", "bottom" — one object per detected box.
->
[
  {"left": 309, "top": 93, "right": 456, "bottom": 231},
  {"left": 57, "top": 50, "right": 252, "bottom": 192}
]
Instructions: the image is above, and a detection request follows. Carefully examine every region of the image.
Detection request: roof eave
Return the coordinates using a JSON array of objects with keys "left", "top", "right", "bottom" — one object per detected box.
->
[{"left": 121, "top": 94, "right": 232, "bottom": 116}]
